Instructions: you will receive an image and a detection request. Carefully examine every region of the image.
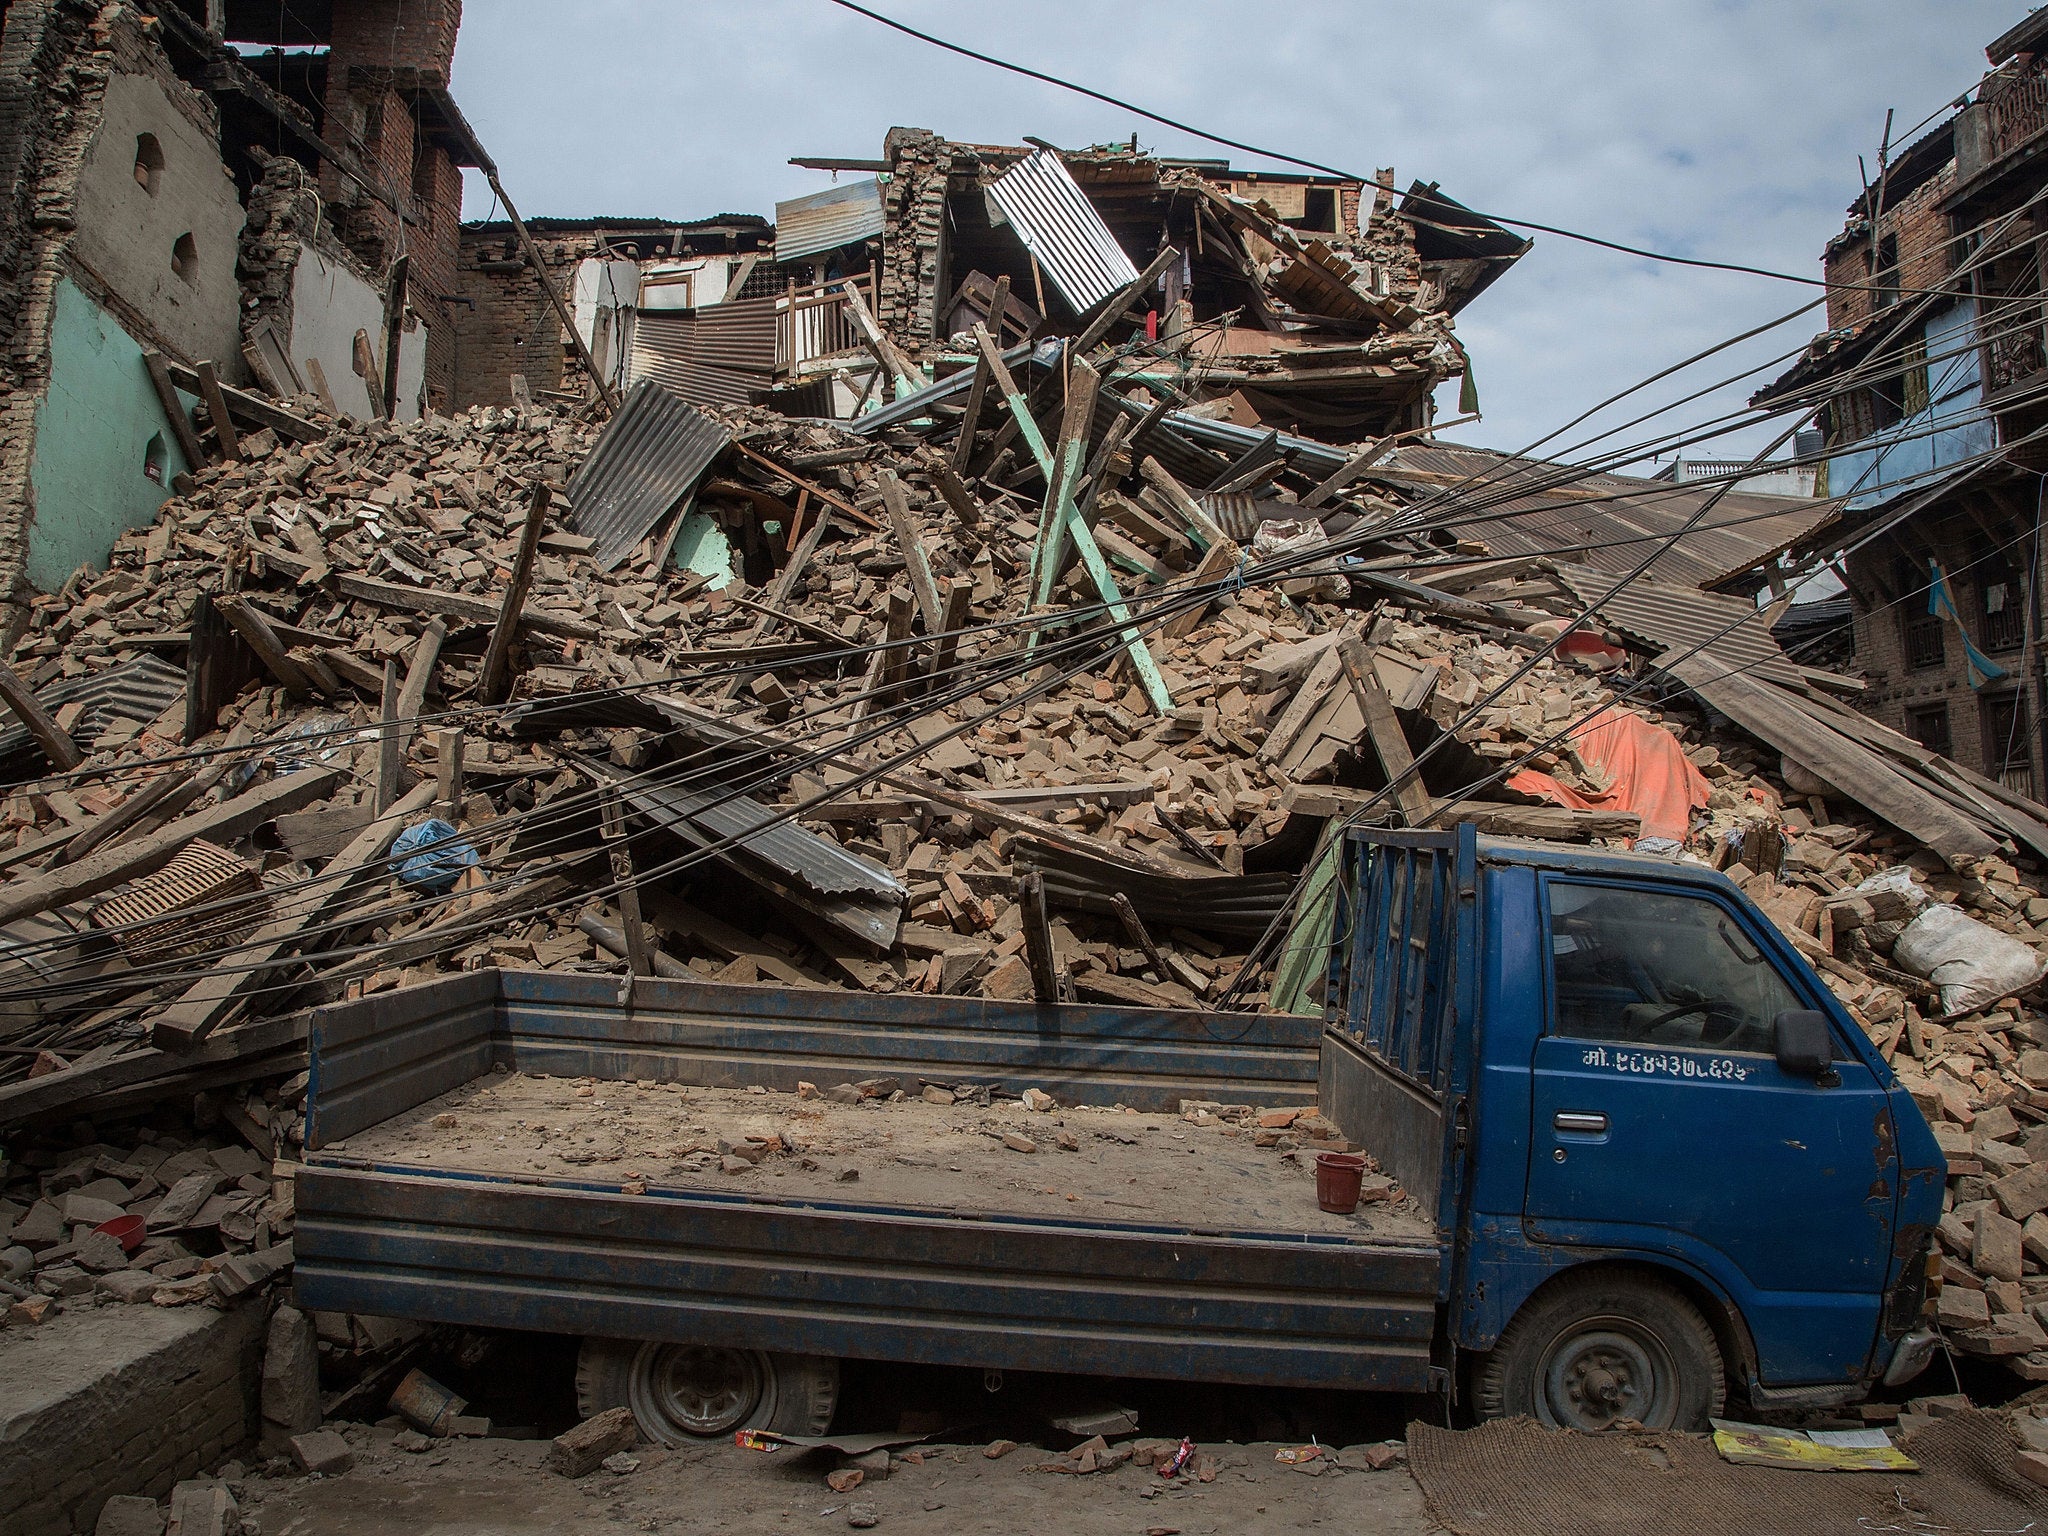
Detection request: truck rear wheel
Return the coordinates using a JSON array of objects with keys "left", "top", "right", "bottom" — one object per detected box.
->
[
  {"left": 1474, "top": 1271, "right": 1725, "bottom": 1431},
  {"left": 576, "top": 1338, "right": 838, "bottom": 1444}
]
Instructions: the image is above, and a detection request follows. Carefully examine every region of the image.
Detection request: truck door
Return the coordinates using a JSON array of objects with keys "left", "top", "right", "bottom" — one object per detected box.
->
[{"left": 1522, "top": 877, "right": 1898, "bottom": 1384}]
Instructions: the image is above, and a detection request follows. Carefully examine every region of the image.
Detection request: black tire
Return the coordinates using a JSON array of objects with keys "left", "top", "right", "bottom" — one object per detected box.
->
[
  {"left": 575, "top": 1337, "right": 838, "bottom": 1445},
  {"left": 1473, "top": 1270, "right": 1726, "bottom": 1431}
]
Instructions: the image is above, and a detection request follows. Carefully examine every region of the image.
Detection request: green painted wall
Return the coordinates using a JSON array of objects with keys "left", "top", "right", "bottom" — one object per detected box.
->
[{"left": 26, "top": 277, "right": 194, "bottom": 592}]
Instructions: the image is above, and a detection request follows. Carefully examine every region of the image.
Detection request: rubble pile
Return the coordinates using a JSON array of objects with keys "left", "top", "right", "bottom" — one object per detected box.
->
[{"left": 0, "top": 345, "right": 2046, "bottom": 1376}]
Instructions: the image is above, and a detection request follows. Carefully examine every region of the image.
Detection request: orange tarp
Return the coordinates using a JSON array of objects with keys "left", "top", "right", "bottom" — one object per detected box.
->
[{"left": 1505, "top": 708, "right": 1710, "bottom": 846}]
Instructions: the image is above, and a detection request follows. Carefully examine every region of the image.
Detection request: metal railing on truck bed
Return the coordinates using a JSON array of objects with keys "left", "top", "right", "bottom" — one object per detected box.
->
[{"left": 1320, "top": 826, "right": 1477, "bottom": 1226}]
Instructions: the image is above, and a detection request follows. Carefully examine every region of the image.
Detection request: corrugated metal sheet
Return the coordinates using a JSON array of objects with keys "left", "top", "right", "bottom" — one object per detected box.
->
[
  {"left": 987, "top": 150, "right": 1140, "bottom": 314},
  {"left": 592, "top": 759, "right": 904, "bottom": 950},
  {"left": 1011, "top": 843, "right": 1295, "bottom": 940},
  {"left": 0, "top": 654, "right": 184, "bottom": 783},
  {"left": 1549, "top": 562, "right": 1806, "bottom": 689},
  {"left": 626, "top": 301, "right": 778, "bottom": 412},
  {"left": 627, "top": 311, "right": 697, "bottom": 402},
  {"left": 774, "top": 179, "right": 885, "bottom": 262},
  {"left": 566, "top": 379, "right": 731, "bottom": 571},
  {"left": 1375, "top": 442, "right": 1839, "bottom": 592},
  {"left": 1202, "top": 493, "right": 1300, "bottom": 542}
]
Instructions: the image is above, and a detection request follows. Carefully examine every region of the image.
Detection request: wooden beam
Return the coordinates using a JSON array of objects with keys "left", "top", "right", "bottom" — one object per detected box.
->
[
  {"left": 141, "top": 351, "right": 206, "bottom": 471},
  {"left": 928, "top": 577, "right": 974, "bottom": 685},
  {"left": 1301, "top": 432, "right": 1399, "bottom": 509},
  {"left": 839, "top": 279, "right": 919, "bottom": 397},
  {"left": 1018, "top": 869, "right": 1061, "bottom": 1004},
  {"left": 1159, "top": 536, "right": 1244, "bottom": 641},
  {"left": 162, "top": 362, "right": 322, "bottom": 442},
  {"left": 436, "top": 727, "right": 464, "bottom": 815},
  {"left": 1072, "top": 244, "right": 1179, "bottom": 356},
  {"left": 375, "top": 657, "right": 403, "bottom": 815},
  {"left": 1110, "top": 890, "right": 1170, "bottom": 979},
  {"left": 924, "top": 454, "right": 985, "bottom": 530},
  {"left": 394, "top": 618, "right": 447, "bottom": 748},
  {"left": 878, "top": 588, "right": 915, "bottom": 706},
  {"left": 194, "top": 360, "right": 240, "bottom": 460},
  {"left": 213, "top": 595, "right": 317, "bottom": 696},
  {"left": 599, "top": 788, "right": 655, "bottom": 995},
  {"left": 381, "top": 253, "right": 409, "bottom": 421},
  {"left": 478, "top": 483, "right": 552, "bottom": 705},
  {"left": 1032, "top": 358, "right": 1101, "bottom": 607},
  {"left": 728, "top": 440, "right": 881, "bottom": 530},
  {"left": 973, "top": 322, "right": 1053, "bottom": 478},
  {"left": 0, "top": 766, "right": 341, "bottom": 929},
  {"left": 880, "top": 471, "right": 945, "bottom": 634},
  {"left": 0, "top": 664, "right": 80, "bottom": 771},
  {"left": 1138, "top": 457, "right": 1229, "bottom": 549},
  {"left": 1336, "top": 637, "right": 1433, "bottom": 825},
  {"left": 152, "top": 781, "right": 437, "bottom": 1046},
  {"left": 951, "top": 346, "right": 995, "bottom": 477}
]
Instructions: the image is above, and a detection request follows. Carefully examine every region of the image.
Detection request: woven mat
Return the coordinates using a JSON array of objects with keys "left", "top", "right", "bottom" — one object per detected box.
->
[{"left": 1408, "top": 1411, "right": 2048, "bottom": 1536}]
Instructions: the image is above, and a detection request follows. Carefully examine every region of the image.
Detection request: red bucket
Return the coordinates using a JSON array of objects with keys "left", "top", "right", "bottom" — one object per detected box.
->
[
  {"left": 94, "top": 1213, "right": 146, "bottom": 1253},
  {"left": 1315, "top": 1152, "right": 1366, "bottom": 1214}
]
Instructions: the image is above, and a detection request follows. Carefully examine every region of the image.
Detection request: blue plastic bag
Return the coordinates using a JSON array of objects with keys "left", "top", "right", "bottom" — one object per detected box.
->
[{"left": 391, "top": 817, "right": 478, "bottom": 894}]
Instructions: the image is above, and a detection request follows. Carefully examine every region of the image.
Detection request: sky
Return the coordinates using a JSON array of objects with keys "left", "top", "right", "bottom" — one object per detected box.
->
[{"left": 447, "top": 0, "right": 2021, "bottom": 469}]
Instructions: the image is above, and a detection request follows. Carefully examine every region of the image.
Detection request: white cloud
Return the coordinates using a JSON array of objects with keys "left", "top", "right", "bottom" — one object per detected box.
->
[{"left": 449, "top": 0, "right": 2015, "bottom": 460}]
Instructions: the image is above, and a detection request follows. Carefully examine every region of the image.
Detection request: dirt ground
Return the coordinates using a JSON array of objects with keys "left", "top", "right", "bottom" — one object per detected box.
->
[
  {"left": 236, "top": 1426, "right": 1443, "bottom": 1536},
  {"left": 329, "top": 1072, "right": 1432, "bottom": 1240}
]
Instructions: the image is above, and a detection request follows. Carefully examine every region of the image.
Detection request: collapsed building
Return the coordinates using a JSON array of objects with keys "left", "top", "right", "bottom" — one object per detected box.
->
[
  {"left": 8, "top": 15, "right": 2048, "bottom": 1528},
  {"left": 0, "top": 0, "right": 482, "bottom": 607}
]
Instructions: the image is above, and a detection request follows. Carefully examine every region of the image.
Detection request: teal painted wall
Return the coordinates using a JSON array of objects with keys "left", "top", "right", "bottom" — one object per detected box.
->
[{"left": 26, "top": 277, "right": 195, "bottom": 592}]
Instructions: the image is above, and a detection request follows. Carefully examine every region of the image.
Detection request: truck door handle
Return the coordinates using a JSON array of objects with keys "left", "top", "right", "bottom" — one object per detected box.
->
[{"left": 1553, "top": 1111, "right": 1608, "bottom": 1134}]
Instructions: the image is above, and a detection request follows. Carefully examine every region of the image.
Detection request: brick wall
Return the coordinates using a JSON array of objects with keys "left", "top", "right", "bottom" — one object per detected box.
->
[
  {"left": 1824, "top": 162, "right": 1957, "bottom": 330},
  {"left": 0, "top": 0, "right": 142, "bottom": 604},
  {"left": 319, "top": 0, "right": 464, "bottom": 410},
  {"left": 1843, "top": 515, "right": 2043, "bottom": 793},
  {"left": 451, "top": 226, "right": 596, "bottom": 408},
  {"left": 3, "top": 1300, "right": 269, "bottom": 1536}
]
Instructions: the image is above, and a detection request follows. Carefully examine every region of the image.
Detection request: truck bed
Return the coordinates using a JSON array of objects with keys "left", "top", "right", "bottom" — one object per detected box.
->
[
  {"left": 295, "top": 970, "right": 1447, "bottom": 1392},
  {"left": 329, "top": 1073, "right": 1432, "bottom": 1241}
]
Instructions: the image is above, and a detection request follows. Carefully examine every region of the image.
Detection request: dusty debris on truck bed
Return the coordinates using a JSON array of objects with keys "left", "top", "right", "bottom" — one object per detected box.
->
[{"left": 329, "top": 1072, "right": 1431, "bottom": 1240}]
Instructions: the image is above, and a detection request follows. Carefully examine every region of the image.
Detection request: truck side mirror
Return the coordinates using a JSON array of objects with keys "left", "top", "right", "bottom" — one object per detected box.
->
[{"left": 1774, "top": 1010, "right": 1834, "bottom": 1078}]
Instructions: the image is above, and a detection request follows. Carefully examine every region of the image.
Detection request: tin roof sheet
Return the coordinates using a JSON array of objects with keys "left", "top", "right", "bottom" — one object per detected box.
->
[
  {"left": 987, "top": 150, "right": 1141, "bottom": 314},
  {"left": 775, "top": 179, "right": 886, "bottom": 262},
  {"left": 566, "top": 379, "right": 731, "bottom": 571}
]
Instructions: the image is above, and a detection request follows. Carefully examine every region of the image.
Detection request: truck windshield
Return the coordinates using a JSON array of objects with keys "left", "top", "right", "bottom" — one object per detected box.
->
[{"left": 1547, "top": 882, "right": 1805, "bottom": 1054}]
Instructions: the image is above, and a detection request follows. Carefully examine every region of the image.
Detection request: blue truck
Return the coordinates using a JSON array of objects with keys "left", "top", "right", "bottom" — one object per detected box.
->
[{"left": 294, "top": 823, "right": 1946, "bottom": 1441}]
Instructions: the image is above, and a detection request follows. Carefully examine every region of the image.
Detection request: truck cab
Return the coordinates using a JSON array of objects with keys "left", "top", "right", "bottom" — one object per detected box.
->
[{"left": 1328, "top": 825, "right": 1947, "bottom": 1431}]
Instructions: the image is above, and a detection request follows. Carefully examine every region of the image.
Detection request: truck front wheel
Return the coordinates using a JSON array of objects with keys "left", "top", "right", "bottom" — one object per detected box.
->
[
  {"left": 576, "top": 1338, "right": 839, "bottom": 1444},
  {"left": 1474, "top": 1271, "right": 1725, "bottom": 1431}
]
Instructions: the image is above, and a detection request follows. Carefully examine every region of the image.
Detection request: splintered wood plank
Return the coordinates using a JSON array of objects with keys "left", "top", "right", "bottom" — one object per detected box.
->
[
  {"left": 973, "top": 322, "right": 1053, "bottom": 478},
  {"left": 478, "top": 483, "right": 552, "bottom": 705},
  {"left": 1336, "top": 637, "right": 1433, "bottom": 825},
  {"left": 1031, "top": 358, "right": 1101, "bottom": 608}
]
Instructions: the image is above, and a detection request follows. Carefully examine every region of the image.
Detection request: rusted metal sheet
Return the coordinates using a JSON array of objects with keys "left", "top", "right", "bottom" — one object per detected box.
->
[
  {"left": 1011, "top": 843, "right": 1296, "bottom": 939},
  {"left": 591, "top": 760, "right": 904, "bottom": 950},
  {"left": 775, "top": 179, "right": 885, "bottom": 262},
  {"left": 1550, "top": 561, "right": 1805, "bottom": 688},
  {"left": 987, "top": 149, "right": 1140, "bottom": 314},
  {"left": 566, "top": 379, "right": 731, "bottom": 571},
  {"left": 0, "top": 654, "right": 184, "bottom": 783},
  {"left": 627, "top": 302, "right": 778, "bottom": 411}
]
